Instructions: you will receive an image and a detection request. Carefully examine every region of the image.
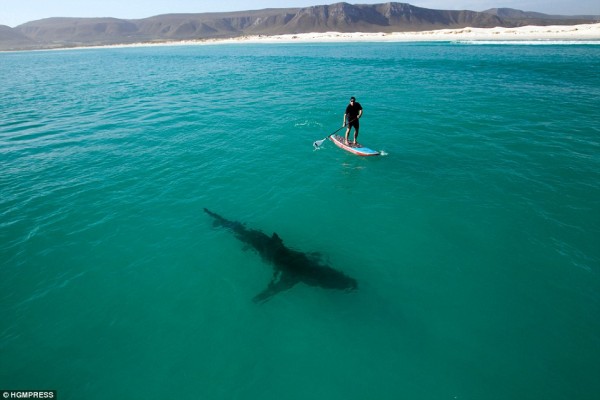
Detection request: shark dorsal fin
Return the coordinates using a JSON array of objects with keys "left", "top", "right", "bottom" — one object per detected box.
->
[{"left": 272, "top": 232, "right": 283, "bottom": 244}]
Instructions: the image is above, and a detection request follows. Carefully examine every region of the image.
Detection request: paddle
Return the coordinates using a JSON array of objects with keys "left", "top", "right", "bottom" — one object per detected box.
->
[{"left": 312, "top": 119, "right": 355, "bottom": 149}]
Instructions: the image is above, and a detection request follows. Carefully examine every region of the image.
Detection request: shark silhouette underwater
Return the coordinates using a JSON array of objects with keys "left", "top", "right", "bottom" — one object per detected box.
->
[{"left": 204, "top": 208, "right": 358, "bottom": 302}]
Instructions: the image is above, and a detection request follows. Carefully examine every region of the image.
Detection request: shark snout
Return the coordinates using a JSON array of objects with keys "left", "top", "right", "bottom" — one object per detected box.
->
[
  {"left": 329, "top": 276, "right": 358, "bottom": 291},
  {"left": 346, "top": 278, "right": 358, "bottom": 291}
]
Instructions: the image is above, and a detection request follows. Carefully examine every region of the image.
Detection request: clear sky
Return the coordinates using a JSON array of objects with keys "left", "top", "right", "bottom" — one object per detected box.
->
[{"left": 1, "top": 1, "right": 598, "bottom": 27}]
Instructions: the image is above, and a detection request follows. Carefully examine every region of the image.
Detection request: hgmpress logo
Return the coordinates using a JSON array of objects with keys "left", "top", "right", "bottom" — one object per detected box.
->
[{"left": 1, "top": 391, "right": 56, "bottom": 399}]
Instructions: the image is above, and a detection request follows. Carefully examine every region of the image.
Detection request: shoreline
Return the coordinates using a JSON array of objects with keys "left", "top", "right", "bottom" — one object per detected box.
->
[
  {"left": 7, "top": 23, "right": 600, "bottom": 52},
  {"left": 107, "top": 23, "right": 600, "bottom": 49}
]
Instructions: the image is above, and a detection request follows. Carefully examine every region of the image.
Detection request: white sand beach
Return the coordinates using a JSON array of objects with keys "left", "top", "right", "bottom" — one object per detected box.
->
[
  {"left": 76, "top": 23, "right": 600, "bottom": 50},
  {"left": 216, "top": 23, "right": 600, "bottom": 44}
]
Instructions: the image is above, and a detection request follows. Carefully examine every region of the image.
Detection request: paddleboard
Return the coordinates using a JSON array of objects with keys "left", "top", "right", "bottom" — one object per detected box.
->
[{"left": 329, "top": 135, "right": 380, "bottom": 156}]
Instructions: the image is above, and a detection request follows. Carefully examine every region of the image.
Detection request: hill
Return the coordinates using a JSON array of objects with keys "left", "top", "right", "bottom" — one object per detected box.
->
[{"left": 1, "top": 2, "right": 598, "bottom": 51}]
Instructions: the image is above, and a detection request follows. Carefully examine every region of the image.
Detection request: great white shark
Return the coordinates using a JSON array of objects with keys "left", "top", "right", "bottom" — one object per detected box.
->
[{"left": 204, "top": 208, "right": 358, "bottom": 302}]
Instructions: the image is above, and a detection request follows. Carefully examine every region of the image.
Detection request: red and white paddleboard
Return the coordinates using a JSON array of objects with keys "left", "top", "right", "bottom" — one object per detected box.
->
[{"left": 329, "top": 135, "right": 380, "bottom": 156}]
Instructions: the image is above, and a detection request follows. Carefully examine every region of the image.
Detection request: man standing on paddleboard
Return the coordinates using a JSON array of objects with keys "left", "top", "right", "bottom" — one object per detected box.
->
[{"left": 343, "top": 96, "right": 363, "bottom": 146}]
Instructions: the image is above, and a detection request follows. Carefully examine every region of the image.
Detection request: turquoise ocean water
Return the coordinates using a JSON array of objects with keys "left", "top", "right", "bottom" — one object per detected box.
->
[{"left": 1, "top": 41, "right": 599, "bottom": 399}]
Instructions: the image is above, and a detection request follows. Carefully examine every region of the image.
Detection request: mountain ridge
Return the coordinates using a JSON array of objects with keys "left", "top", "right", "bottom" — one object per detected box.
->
[{"left": 1, "top": 2, "right": 598, "bottom": 51}]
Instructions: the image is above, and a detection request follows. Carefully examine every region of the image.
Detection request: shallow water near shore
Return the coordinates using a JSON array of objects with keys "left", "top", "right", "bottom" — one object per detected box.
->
[{"left": 1, "top": 42, "right": 599, "bottom": 399}]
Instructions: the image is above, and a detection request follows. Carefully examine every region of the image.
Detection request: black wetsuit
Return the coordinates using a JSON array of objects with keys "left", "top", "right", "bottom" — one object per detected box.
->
[{"left": 345, "top": 102, "right": 362, "bottom": 129}]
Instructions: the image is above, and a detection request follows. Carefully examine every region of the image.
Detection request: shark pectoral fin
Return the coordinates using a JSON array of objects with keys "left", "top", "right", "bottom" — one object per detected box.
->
[{"left": 252, "top": 272, "right": 299, "bottom": 303}]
